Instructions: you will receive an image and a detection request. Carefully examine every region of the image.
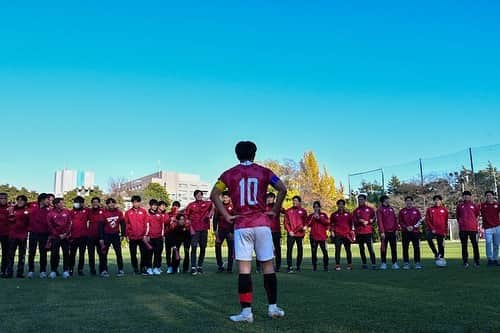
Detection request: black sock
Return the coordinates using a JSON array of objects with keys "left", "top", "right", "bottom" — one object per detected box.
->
[
  {"left": 238, "top": 274, "right": 253, "bottom": 308},
  {"left": 263, "top": 273, "right": 277, "bottom": 305}
]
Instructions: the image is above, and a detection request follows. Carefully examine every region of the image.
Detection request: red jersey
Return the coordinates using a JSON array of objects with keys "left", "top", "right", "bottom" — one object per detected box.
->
[
  {"left": 481, "top": 202, "right": 500, "bottom": 230},
  {"left": 47, "top": 208, "right": 72, "bottom": 238},
  {"left": 330, "top": 210, "right": 353, "bottom": 238},
  {"left": 0, "top": 204, "right": 11, "bottom": 236},
  {"left": 146, "top": 210, "right": 164, "bottom": 239},
  {"left": 216, "top": 162, "right": 281, "bottom": 230},
  {"left": 185, "top": 200, "right": 213, "bottom": 232},
  {"left": 70, "top": 208, "right": 90, "bottom": 238},
  {"left": 353, "top": 205, "right": 376, "bottom": 235},
  {"left": 307, "top": 212, "right": 330, "bottom": 241},
  {"left": 376, "top": 205, "right": 399, "bottom": 233},
  {"left": 88, "top": 207, "right": 105, "bottom": 238},
  {"left": 426, "top": 206, "right": 449, "bottom": 236},
  {"left": 456, "top": 201, "right": 480, "bottom": 232},
  {"left": 398, "top": 207, "right": 422, "bottom": 233},
  {"left": 29, "top": 205, "right": 51, "bottom": 234},
  {"left": 284, "top": 206, "right": 308, "bottom": 237},
  {"left": 103, "top": 209, "right": 124, "bottom": 235},
  {"left": 9, "top": 206, "right": 30, "bottom": 240},
  {"left": 267, "top": 203, "right": 281, "bottom": 233},
  {"left": 125, "top": 207, "right": 148, "bottom": 240}
]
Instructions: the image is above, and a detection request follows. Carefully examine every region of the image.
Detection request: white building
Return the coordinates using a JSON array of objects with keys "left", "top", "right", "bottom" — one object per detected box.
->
[
  {"left": 54, "top": 169, "right": 95, "bottom": 197},
  {"left": 119, "top": 171, "right": 211, "bottom": 207}
]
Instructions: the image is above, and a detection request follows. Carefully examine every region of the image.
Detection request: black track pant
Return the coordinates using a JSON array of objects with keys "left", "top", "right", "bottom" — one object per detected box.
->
[
  {"left": 100, "top": 233, "right": 124, "bottom": 273},
  {"left": 7, "top": 238, "right": 27, "bottom": 277},
  {"left": 191, "top": 231, "right": 208, "bottom": 268},
  {"left": 0, "top": 235, "right": 9, "bottom": 274},
  {"left": 171, "top": 231, "right": 191, "bottom": 273},
  {"left": 50, "top": 238, "right": 70, "bottom": 273},
  {"left": 358, "top": 234, "right": 376, "bottom": 265},
  {"left": 87, "top": 237, "right": 101, "bottom": 274},
  {"left": 334, "top": 236, "right": 352, "bottom": 265},
  {"left": 164, "top": 234, "right": 173, "bottom": 267},
  {"left": 215, "top": 230, "right": 234, "bottom": 271},
  {"left": 380, "top": 232, "right": 398, "bottom": 264},
  {"left": 459, "top": 231, "right": 480, "bottom": 265},
  {"left": 28, "top": 232, "right": 48, "bottom": 273},
  {"left": 427, "top": 232, "right": 445, "bottom": 259},
  {"left": 310, "top": 239, "right": 329, "bottom": 270},
  {"left": 402, "top": 232, "right": 421, "bottom": 263},
  {"left": 287, "top": 236, "right": 304, "bottom": 269},
  {"left": 69, "top": 237, "right": 87, "bottom": 273},
  {"left": 150, "top": 238, "right": 164, "bottom": 269},
  {"left": 129, "top": 239, "right": 146, "bottom": 273}
]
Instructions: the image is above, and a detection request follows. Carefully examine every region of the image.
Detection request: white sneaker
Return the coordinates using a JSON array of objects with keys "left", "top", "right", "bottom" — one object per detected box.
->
[
  {"left": 153, "top": 268, "right": 161, "bottom": 276},
  {"left": 229, "top": 310, "right": 254, "bottom": 323},
  {"left": 101, "top": 271, "right": 110, "bottom": 278},
  {"left": 268, "top": 305, "right": 285, "bottom": 319},
  {"left": 415, "top": 263, "right": 423, "bottom": 270},
  {"left": 403, "top": 263, "right": 410, "bottom": 270},
  {"left": 436, "top": 258, "right": 447, "bottom": 267},
  {"left": 392, "top": 263, "right": 400, "bottom": 270},
  {"left": 40, "top": 272, "right": 47, "bottom": 279},
  {"left": 166, "top": 267, "right": 174, "bottom": 274},
  {"left": 62, "top": 271, "right": 71, "bottom": 279},
  {"left": 146, "top": 268, "right": 154, "bottom": 276},
  {"left": 49, "top": 271, "right": 57, "bottom": 279},
  {"left": 380, "top": 263, "right": 388, "bottom": 270},
  {"left": 27, "top": 272, "right": 34, "bottom": 279}
]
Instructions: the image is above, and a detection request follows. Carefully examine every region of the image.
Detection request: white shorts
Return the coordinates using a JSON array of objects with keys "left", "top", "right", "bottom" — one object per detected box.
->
[{"left": 234, "top": 226, "right": 274, "bottom": 262}]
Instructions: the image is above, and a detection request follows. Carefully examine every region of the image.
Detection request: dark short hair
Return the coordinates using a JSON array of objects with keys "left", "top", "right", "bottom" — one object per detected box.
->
[
  {"left": 91, "top": 197, "right": 101, "bottom": 203},
  {"left": 433, "top": 195, "right": 443, "bottom": 201},
  {"left": 358, "top": 194, "right": 367, "bottom": 200},
  {"left": 47, "top": 193, "right": 55, "bottom": 199},
  {"left": 73, "top": 196, "right": 85, "bottom": 204},
  {"left": 53, "top": 198, "right": 63, "bottom": 205},
  {"left": 336, "top": 199, "right": 346, "bottom": 206},
  {"left": 16, "top": 195, "right": 28, "bottom": 202},
  {"left": 235, "top": 141, "right": 257, "bottom": 162},
  {"left": 172, "top": 201, "right": 181, "bottom": 208},
  {"left": 267, "top": 192, "right": 276, "bottom": 199},
  {"left": 292, "top": 196, "right": 302, "bottom": 203},
  {"left": 131, "top": 195, "right": 141, "bottom": 203},
  {"left": 380, "top": 195, "right": 390, "bottom": 203},
  {"left": 37, "top": 193, "right": 49, "bottom": 203},
  {"left": 149, "top": 199, "right": 159, "bottom": 206},
  {"left": 106, "top": 198, "right": 117, "bottom": 205},
  {"left": 313, "top": 201, "right": 321, "bottom": 208},
  {"left": 0, "top": 192, "right": 7, "bottom": 197},
  {"left": 193, "top": 190, "right": 203, "bottom": 198},
  {"left": 158, "top": 201, "right": 167, "bottom": 206},
  {"left": 222, "top": 191, "right": 230, "bottom": 197},
  {"left": 463, "top": 191, "right": 472, "bottom": 196},
  {"left": 405, "top": 196, "right": 414, "bottom": 201},
  {"left": 485, "top": 191, "right": 496, "bottom": 196}
]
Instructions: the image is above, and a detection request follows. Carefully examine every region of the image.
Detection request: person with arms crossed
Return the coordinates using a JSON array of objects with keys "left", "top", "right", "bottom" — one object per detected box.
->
[{"left": 211, "top": 141, "right": 287, "bottom": 323}]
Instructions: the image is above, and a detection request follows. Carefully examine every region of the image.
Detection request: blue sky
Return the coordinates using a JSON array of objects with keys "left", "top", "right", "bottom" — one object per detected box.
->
[{"left": 0, "top": 1, "right": 499, "bottom": 193}]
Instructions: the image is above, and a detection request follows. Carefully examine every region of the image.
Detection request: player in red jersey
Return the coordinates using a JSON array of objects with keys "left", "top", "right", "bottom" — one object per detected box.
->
[
  {"left": 211, "top": 141, "right": 287, "bottom": 323},
  {"left": 69, "top": 196, "right": 90, "bottom": 276},
  {"left": 99, "top": 198, "right": 126, "bottom": 277},
  {"left": 213, "top": 191, "right": 235, "bottom": 273}
]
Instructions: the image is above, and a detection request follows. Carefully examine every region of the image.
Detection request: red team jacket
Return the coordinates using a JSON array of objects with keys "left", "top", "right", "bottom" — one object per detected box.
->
[
  {"left": 88, "top": 207, "right": 105, "bottom": 238},
  {"left": 426, "top": 206, "right": 449, "bottom": 236},
  {"left": 47, "top": 208, "right": 72, "bottom": 238},
  {"left": 353, "top": 205, "right": 376, "bottom": 235},
  {"left": 330, "top": 210, "right": 353, "bottom": 238},
  {"left": 125, "top": 207, "right": 148, "bottom": 240},
  {"left": 307, "top": 212, "right": 330, "bottom": 241},
  {"left": 481, "top": 202, "right": 500, "bottom": 230},
  {"left": 376, "top": 205, "right": 399, "bottom": 233},
  {"left": 284, "top": 206, "right": 308, "bottom": 238},
  {"left": 267, "top": 203, "right": 281, "bottom": 233},
  {"left": 102, "top": 208, "right": 124, "bottom": 235},
  {"left": 216, "top": 162, "right": 281, "bottom": 230},
  {"left": 0, "top": 204, "right": 11, "bottom": 236},
  {"left": 398, "top": 207, "right": 422, "bottom": 233},
  {"left": 185, "top": 200, "right": 213, "bottom": 233},
  {"left": 70, "top": 208, "right": 90, "bottom": 239},
  {"left": 9, "top": 206, "right": 30, "bottom": 240},
  {"left": 456, "top": 201, "right": 480, "bottom": 232},
  {"left": 160, "top": 210, "right": 172, "bottom": 235},
  {"left": 29, "top": 205, "right": 51, "bottom": 234},
  {"left": 146, "top": 210, "right": 164, "bottom": 239}
]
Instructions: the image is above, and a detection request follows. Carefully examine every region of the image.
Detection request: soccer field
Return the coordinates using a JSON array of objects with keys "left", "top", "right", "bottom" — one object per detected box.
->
[{"left": 1, "top": 242, "right": 499, "bottom": 333}]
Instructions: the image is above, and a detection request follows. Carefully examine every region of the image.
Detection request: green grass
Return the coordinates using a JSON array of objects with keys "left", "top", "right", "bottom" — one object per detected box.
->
[{"left": 1, "top": 242, "right": 500, "bottom": 333}]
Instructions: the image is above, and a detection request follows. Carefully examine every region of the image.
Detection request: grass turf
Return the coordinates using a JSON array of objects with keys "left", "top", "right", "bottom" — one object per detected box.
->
[{"left": 1, "top": 242, "right": 499, "bottom": 333}]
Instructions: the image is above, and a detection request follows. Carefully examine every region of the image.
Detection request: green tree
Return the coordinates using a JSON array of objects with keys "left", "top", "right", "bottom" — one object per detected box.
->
[
  {"left": 0, "top": 184, "right": 39, "bottom": 203},
  {"left": 62, "top": 187, "right": 106, "bottom": 209},
  {"left": 131, "top": 183, "right": 171, "bottom": 207}
]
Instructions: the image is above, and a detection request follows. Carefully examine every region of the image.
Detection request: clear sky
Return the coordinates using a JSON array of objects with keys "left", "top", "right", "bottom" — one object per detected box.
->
[{"left": 0, "top": 1, "right": 499, "bottom": 193}]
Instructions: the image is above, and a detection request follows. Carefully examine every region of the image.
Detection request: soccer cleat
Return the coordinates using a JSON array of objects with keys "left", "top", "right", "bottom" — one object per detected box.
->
[
  {"left": 49, "top": 271, "right": 57, "bottom": 279},
  {"left": 380, "top": 263, "right": 388, "bottom": 270},
  {"left": 101, "top": 271, "right": 110, "bottom": 278},
  {"left": 117, "top": 270, "right": 125, "bottom": 277},
  {"left": 436, "top": 258, "right": 447, "bottom": 268},
  {"left": 335, "top": 265, "right": 341, "bottom": 271},
  {"left": 62, "top": 271, "right": 71, "bottom": 279},
  {"left": 153, "top": 268, "right": 161, "bottom": 276},
  {"left": 166, "top": 266, "right": 174, "bottom": 275},
  {"left": 403, "top": 263, "right": 411, "bottom": 270},
  {"left": 27, "top": 272, "right": 34, "bottom": 279},
  {"left": 191, "top": 268, "right": 198, "bottom": 276},
  {"left": 415, "top": 263, "right": 423, "bottom": 270},
  {"left": 40, "top": 272, "right": 47, "bottom": 279},
  {"left": 392, "top": 263, "right": 400, "bottom": 270},
  {"left": 229, "top": 311, "right": 254, "bottom": 323},
  {"left": 268, "top": 306, "right": 285, "bottom": 319}
]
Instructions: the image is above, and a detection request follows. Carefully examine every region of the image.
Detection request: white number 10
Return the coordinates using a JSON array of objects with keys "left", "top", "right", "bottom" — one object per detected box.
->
[{"left": 239, "top": 178, "right": 259, "bottom": 206}]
